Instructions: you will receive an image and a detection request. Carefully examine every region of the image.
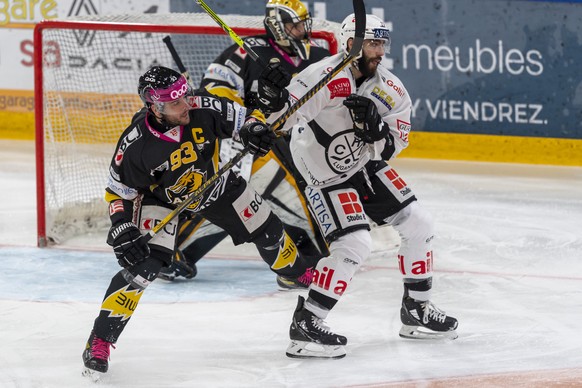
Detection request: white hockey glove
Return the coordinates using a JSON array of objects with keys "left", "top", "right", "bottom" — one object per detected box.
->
[
  {"left": 343, "top": 94, "right": 389, "bottom": 144},
  {"left": 107, "top": 222, "right": 150, "bottom": 268},
  {"left": 257, "top": 60, "right": 291, "bottom": 113},
  {"left": 238, "top": 118, "right": 276, "bottom": 157}
]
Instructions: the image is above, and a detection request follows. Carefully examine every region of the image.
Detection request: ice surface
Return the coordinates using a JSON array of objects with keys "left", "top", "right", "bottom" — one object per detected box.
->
[{"left": 1, "top": 140, "right": 581, "bottom": 387}]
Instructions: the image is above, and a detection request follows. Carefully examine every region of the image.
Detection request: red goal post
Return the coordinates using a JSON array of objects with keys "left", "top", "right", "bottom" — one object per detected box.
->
[{"left": 34, "top": 13, "right": 339, "bottom": 247}]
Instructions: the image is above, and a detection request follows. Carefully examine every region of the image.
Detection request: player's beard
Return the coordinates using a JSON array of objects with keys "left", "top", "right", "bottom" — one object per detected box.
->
[
  {"left": 357, "top": 55, "right": 382, "bottom": 78},
  {"left": 162, "top": 111, "right": 190, "bottom": 127}
]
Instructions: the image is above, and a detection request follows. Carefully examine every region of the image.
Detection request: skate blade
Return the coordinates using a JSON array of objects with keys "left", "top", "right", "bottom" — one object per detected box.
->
[
  {"left": 82, "top": 367, "right": 104, "bottom": 382},
  {"left": 286, "top": 340, "right": 346, "bottom": 359},
  {"left": 157, "top": 273, "right": 176, "bottom": 282},
  {"left": 399, "top": 324, "right": 458, "bottom": 340},
  {"left": 277, "top": 285, "right": 305, "bottom": 292},
  {"left": 276, "top": 278, "right": 308, "bottom": 292}
]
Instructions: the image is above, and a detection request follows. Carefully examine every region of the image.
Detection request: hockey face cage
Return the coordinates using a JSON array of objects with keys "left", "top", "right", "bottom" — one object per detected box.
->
[{"left": 264, "top": 0, "right": 313, "bottom": 60}]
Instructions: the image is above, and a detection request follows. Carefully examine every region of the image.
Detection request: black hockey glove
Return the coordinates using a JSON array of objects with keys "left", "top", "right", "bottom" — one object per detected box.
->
[
  {"left": 158, "top": 249, "right": 197, "bottom": 281},
  {"left": 257, "top": 60, "right": 291, "bottom": 113},
  {"left": 107, "top": 222, "right": 150, "bottom": 268},
  {"left": 343, "top": 94, "right": 389, "bottom": 144},
  {"left": 238, "top": 119, "right": 276, "bottom": 157}
]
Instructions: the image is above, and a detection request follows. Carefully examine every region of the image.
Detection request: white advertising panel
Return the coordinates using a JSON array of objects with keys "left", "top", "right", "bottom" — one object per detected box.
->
[
  {"left": 0, "top": 0, "right": 170, "bottom": 90},
  {"left": 0, "top": 28, "right": 34, "bottom": 89}
]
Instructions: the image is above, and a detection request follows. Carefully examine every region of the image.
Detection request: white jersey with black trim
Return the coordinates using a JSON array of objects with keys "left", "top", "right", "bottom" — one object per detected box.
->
[{"left": 269, "top": 53, "right": 412, "bottom": 187}]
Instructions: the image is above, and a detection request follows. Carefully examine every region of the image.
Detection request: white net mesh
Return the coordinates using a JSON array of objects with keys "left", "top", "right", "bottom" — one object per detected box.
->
[{"left": 37, "top": 12, "right": 340, "bottom": 245}]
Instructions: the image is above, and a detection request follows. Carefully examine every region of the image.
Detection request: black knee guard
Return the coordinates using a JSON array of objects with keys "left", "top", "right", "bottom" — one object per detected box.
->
[
  {"left": 283, "top": 223, "right": 324, "bottom": 267},
  {"left": 126, "top": 251, "right": 168, "bottom": 284},
  {"left": 252, "top": 217, "right": 312, "bottom": 277}
]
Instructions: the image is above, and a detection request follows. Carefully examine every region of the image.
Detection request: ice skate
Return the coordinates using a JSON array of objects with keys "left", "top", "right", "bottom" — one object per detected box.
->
[
  {"left": 82, "top": 331, "right": 114, "bottom": 381},
  {"left": 277, "top": 267, "right": 314, "bottom": 291},
  {"left": 286, "top": 296, "right": 347, "bottom": 359},
  {"left": 399, "top": 296, "right": 458, "bottom": 340}
]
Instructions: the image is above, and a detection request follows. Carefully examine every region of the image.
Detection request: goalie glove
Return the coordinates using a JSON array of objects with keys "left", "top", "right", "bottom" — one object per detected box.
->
[
  {"left": 238, "top": 118, "right": 276, "bottom": 157},
  {"left": 257, "top": 59, "right": 291, "bottom": 113},
  {"left": 343, "top": 94, "right": 389, "bottom": 144},
  {"left": 107, "top": 222, "right": 150, "bottom": 268}
]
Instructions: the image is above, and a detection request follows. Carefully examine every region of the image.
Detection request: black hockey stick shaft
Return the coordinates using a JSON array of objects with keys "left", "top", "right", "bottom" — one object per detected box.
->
[
  {"left": 162, "top": 35, "right": 195, "bottom": 88},
  {"left": 195, "top": 0, "right": 366, "bottom": 134},
  {"left": 272, "top": 0, "right": 365, "bottom": 132},
  {"left": 146, "top": 0, "right": 366, "bottom": 241}
]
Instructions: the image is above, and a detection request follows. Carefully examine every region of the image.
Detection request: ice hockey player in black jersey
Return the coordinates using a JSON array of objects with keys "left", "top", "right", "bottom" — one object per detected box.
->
[
  {"left": 82, "top": 66, "right": 316, "bottom": 379},
  {"left": 159, "top": 0, "right": 331, "bottom": 289}
]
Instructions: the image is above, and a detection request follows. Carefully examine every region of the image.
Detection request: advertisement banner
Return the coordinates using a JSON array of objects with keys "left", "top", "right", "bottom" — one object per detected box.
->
[
  {"left": 388, "top": 0, "right": 582, "bottom": 140},
  {"left": 0, "top": 0, "right": 168, "bottom": 25},
  {"left": 0, "top": 0, "right": 580, "bottom": 163},
  {"left": 170, "top": 0, "right": 582, "bottom": 141},
  {"left": 0, "top": 28, "right": 35, "bottom": 89},
  {"left": 0, "top": 0, "right": 170, "bottom": 95}
]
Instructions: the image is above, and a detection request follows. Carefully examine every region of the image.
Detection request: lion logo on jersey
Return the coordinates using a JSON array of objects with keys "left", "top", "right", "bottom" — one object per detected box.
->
[{"left": 166, "top": 166, "right": 206, "bottom": 209}]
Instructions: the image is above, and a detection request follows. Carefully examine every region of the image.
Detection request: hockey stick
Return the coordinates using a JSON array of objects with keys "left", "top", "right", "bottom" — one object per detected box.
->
[
  {"left": 195, "top": 0, "right": 269, "bottom": 68},
  {"left": 195, "top": 0, "right": 365, "bottom": 134},
  {"left": 144, "top": 0, "right": 365, "bottom": 242},
  {"left": 162, "top": 36, "right": 194, "bottom": 87}
]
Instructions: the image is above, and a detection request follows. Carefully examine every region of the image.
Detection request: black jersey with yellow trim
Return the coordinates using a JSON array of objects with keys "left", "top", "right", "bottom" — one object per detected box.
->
[
  {"left": 200, "top": 34, "right": 330, "bottom": 110},
  {"left": 106, "top": 90, "right": 246, "bottom": 208}
]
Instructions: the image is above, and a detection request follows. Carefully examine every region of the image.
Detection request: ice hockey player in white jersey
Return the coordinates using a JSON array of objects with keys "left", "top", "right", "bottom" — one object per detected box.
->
[{"left": 261, "top": 13, "right": 459, "bottom": 359}]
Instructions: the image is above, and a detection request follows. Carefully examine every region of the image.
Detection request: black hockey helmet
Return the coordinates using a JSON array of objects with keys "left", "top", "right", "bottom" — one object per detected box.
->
[
  {"left": 264, "top": 0, "right": 312, "bottom": 60},
  {"left": 138, "top": 66, "right": 190, "bottom": 108}
]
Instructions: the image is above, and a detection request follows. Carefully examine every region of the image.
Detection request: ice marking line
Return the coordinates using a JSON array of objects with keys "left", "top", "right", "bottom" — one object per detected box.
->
[
  {"left": 363, "top": 264, "right": 582, "bottom": 282},
  {"left": 4, "top": 245, "right": 581, "bottom": 281},
  {"left": 343, "top": 367, "right": 582, "bottom": 387}
]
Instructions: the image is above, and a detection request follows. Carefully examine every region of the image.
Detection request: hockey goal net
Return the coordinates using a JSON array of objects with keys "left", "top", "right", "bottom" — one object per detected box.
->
[{"left": 34, "top": 13, "right": 339, "bottom": 247}]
